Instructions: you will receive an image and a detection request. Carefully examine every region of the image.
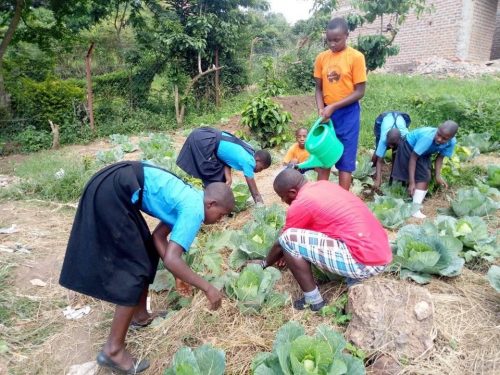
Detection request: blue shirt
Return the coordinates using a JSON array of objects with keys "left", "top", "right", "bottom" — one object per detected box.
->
[
  {"left": 131, "top": 162, "right": 204, "bottom": 252},
  {"left": 375, "top": 113, "right": 409, "bottom": 158},
  {"left": 216, "top": 132, "right": 256, "bottom": 178},
  {"left": 406, "top": 127, "right": 456, "bottom": 157}
]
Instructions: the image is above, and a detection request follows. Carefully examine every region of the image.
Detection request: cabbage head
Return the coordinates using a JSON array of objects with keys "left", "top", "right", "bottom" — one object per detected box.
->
[
  {"left": 251, "top": 321, "right": 365, "bottom": 375},
  {"left": 450, "top": 187, "right": 499, "bottom": 217},
  {"left": 392, "top": 223, "right": 464, "bottom": 284}
]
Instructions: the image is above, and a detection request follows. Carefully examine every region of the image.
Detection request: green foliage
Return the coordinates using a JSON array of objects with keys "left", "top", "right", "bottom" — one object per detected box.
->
[
  {"left": 229, "top": 204, "right": 286, "bottom": 269},
  {"left": 223, "top": 264, "right": 288, "bottom": 314},
  {"left": 486, "top": 166, "right": 500, "bottom": 189},
  {"left": 13, "top": 127, "right": 52, "bottom": 153},
  {"left": 380, "top": 181, "right": 409, "bottom": 200},
  {"left": 163, "top": 344, "right": 225, "bottom": 375},
  {"left": 10, "top": 77, "right": 85, "bottom": 131},
  {"left": 232, "top": 183, "right": 251, "bottom": 213},
  {"left": 352, "top": 153, "right": 375, "bottom": 181},
  {"left": 241, "top": 94, "right": 292, "bottom": 148},
  {"left": 450, "top": 187, "right": 499, "bottom": 217},
  {"left": 354, "top": 35, "right": 399, "bottom": 71},
  {"left": 251, "top": 321, "right": 365, "bottom": 374},
  {"left": 486, "top": 265, "right": 500, "bottom": 293},
  {"left": 139, "top": 133, "right": 174, "bottom": 162},
  {"left": 280, "top": 51, "right": 316, "bottom": 93},
  {"left": 369, "top": 196, "right": 416, "bottom": 229},
  {"left": 184, "top": 231, "right": 235, "bottom": 278},
  {"left": 319, "top": 294, "right": 352, "bottom": 326},
  {"left": 259, "top": 57, "right": 286, "bottom": 97},
  {"left": 454, "top": 145, "right": 479, "bottom": 162},
  {"left": 149, "top": 269, "right": 192, "bottom": 310},
  {"left": 392, "top": 222, "right": 465, "bottom": 284},
  {"left": 109, "top": 134, "right": 138, "bottom": 153}
]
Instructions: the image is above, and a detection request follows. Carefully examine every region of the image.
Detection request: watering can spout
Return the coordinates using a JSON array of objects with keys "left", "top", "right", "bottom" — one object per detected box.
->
[
  {"left": 297, "top": 155, "right": 322, "bottom": 170},
  {"left": 297, "top": 118, "right": 344, "bottom": 170}
]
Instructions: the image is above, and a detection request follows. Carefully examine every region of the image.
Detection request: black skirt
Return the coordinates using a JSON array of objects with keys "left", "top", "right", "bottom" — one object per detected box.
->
[
  {"left": 59, "top": 161, "right": 159, "bottom": 306},
  {"left": 176, "top": 127, "right": 226, "bottom": 185},
  {"left": 391, "top": 140, "right": 432, "bottom": 183}
]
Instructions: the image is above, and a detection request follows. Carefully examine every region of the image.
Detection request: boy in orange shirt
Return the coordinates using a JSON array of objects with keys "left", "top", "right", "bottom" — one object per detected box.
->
[
  {"left": 283, "top": 128, "right": 309, "bottom": 167},
  {"left": 314, "top": 17, "right": 367, "bottom": 190}
]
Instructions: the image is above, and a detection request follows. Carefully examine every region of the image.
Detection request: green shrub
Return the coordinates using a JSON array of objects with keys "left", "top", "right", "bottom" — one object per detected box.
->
[
  {"left": 13, "top": 127, "right": 52, "bottom": 153},
  {"left": 241, "top": 94, "right": 292, "bottom": 148},
  {"left": 10, "top": 77, "right": 85, "bottom": 131}
]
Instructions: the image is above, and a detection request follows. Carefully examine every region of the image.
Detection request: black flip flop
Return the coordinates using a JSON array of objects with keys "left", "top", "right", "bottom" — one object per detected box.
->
[
  {"left": 129, "top": 310, "right": 168, "bottom": 330},
  {"left": 96, "top": 351, "right": 150, "bottom": 374}
]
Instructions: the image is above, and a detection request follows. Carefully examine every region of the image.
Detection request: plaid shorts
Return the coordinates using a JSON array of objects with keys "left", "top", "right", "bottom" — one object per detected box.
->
[{"left": 279, "top": 228, "right": 386, "bottom": 281}]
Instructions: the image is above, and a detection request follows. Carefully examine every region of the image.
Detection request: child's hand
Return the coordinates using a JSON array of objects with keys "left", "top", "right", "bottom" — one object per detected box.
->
[
  {"left": 175, "top": 277, "right": 193, "bottom": 297},
  {"left": 435, "top": 176, "right": 448, "bottom": 189},
  {"left": 407, "top": 182, "right": 416, "bottom": 197},
  {"left": 205, "top": 285, "right": 223, "bottom": 310}
]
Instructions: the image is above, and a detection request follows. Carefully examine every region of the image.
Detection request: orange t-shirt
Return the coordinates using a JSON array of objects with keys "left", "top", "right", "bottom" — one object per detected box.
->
[
  {"left": 283, "top": 143, "right": 310, "bottom": 164},
  {"left": 313, "top": 46, "right": 367, "bottom": 105}
]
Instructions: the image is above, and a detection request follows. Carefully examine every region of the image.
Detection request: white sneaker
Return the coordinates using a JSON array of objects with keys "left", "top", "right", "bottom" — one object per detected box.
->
[{"left": 412, "top": 210, "right": 426, "bottom": 219}]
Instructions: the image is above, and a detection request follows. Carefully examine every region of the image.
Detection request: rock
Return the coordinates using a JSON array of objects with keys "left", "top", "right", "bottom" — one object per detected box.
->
[
  {"left": 346, "top": 279, "right": 435, "bottom": 359},
  {"left": 368, "top": 355, "right": 402, "bottom": 375},
  {"left": 30, "top": 278, "right": 47, "bottom": 287},
  {"left": 414, "top": 301, "right": 432, "bottom": 321},
  {"left": 66, "top": 361, "right": 97, "bottom": 375}
]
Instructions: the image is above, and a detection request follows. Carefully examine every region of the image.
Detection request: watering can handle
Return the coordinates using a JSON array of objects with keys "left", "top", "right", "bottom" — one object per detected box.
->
[{"left": 314, "top": 117, "right": 333, "bottom": 128}]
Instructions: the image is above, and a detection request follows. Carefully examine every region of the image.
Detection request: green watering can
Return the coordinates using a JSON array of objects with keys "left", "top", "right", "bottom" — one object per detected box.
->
[{"left": 297, "top": 118, "right": 344, "bottom": 170}]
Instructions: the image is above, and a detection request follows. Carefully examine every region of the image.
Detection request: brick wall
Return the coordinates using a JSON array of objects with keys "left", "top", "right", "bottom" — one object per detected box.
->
[
  {"left": 468, "top": 0, "right": 498, "bottom": 60},
  {"left": 332, "top": 0, "right": 499, "bottom": 67},
  {"left": 489, "top": 0, "right": 500, "bottom": 59}
]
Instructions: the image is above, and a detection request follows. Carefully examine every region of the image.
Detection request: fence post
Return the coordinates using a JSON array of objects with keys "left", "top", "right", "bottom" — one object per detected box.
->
[{"left": 85, "top": 43, "right": 95, "bottom": 132}]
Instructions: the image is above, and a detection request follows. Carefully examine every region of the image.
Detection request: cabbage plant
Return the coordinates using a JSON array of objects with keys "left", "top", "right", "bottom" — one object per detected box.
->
[
  {"left": 163, "top": 344, "right": 225, "bottom": 375},
  {"left": 229, "top": 204, "right": 285, "bottom": 269},
  {"left": 352, "top": 153, "right": 375, "bottom": 181},
  {"left": 109, "top": 134, "right": 137, "bottom": 153},
  {"left": 251, "top": 321, "right": 365, "bottom": 375},
  {"left": 487, "top": 265, "right": 500, "bottom": 293},
  {"left": 434, "top": 216, "right": 499, "bottom": 263},
  {"left": 232, "top": 183, "right": 251, "bottom": 212},
  {"left": 450, "top": 187, "right": 499, "bottom": 217},
  {"left": 223, "top": 264, "right": 288, "bottom": 314},
  {"left": 392, "top": 223, "right": 464, "bottom": 284},
  {"left": 368, "top": 196, "right": 416, "bottom": 229},
  {"left": 459, "top": 132, "right": 499, "bottom": 153}
]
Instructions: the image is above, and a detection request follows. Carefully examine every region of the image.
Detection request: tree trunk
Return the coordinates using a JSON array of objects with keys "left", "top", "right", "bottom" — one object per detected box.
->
[
  {"left": 0, "top": 0, "right": 25, "bottom": 108},
  {"left": 174, "top": 84, "right": 181, "bottom": 125},
  {"left": 49, "top": 120, "right": 60, "bottom": 149},
  {"left": 85, "top": 43, "right": 95, "bottom": 131},
  {"left": 215, "top": 48, "right": 220, "bottom": 107}
]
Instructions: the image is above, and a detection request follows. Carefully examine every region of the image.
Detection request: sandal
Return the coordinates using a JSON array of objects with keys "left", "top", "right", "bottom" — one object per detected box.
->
[
  {"left": 129, "top": 310, "right": 168, "bottom": 329},
  {"left": 293, "top": 297, "right": 326, "bottom": 312},
  {"left": 96, "top": 351, "right": 149, "bottom": 374}
]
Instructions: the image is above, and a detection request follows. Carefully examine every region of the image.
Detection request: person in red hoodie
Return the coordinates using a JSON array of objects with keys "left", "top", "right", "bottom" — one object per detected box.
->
[{"left": 259, "top": 168, "right": 392, "bottom": 311}]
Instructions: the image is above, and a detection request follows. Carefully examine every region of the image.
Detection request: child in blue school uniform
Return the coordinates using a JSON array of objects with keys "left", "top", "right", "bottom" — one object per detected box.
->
[
  {"left": 372, "top": 111, "right": 411, "bottom": 188},
  {"left": 177, "top": 127, "right": 272, "bottom": 204},
  {"left": 391, "top": 121, "right": 458, "bottom": 218},
  {"left": 59, "top": 161, "right": 235, "bottom": 374}
]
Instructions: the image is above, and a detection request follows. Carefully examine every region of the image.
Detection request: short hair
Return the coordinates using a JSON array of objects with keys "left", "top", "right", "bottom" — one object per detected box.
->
[
  {"left": 273, "top": 168, "right": 305, "bottom": 195},
  {"left": 204, "top": 182, "right": 235, "bottom": 211},
  {"left": 387, "top": 128, "right": 401, "bottom": 144},
  {"left": 327, "top": 17, "right": 349, "bottom": 34},
  {"left": 439, "top": 120, "right": 458, "bottom": 136},
  {"left": 255, "top": 150, "right": 272, "bottom": 168},
  {"left": 296, "top": 127, "right": 308, "bottom": 136}
]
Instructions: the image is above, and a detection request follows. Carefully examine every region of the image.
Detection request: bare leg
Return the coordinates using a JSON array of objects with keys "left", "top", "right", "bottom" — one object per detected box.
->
[
  {"left": 132, "top": 287, "right": 151, "bottom": 323},
  {"left": 317, "top": 168, "right": 330, "bottom": 181},
  {"left": 102, "top": 305, "right": 136, "bottom": 369},
  {"left": 416, "top": 182, "right": 429, "bottom": 190},
  {"left": 338, "top": 171, "right": 352, "bottom": 191},
  {"left": 283, "top": 251, "right": 316, "bottom": 292}
]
